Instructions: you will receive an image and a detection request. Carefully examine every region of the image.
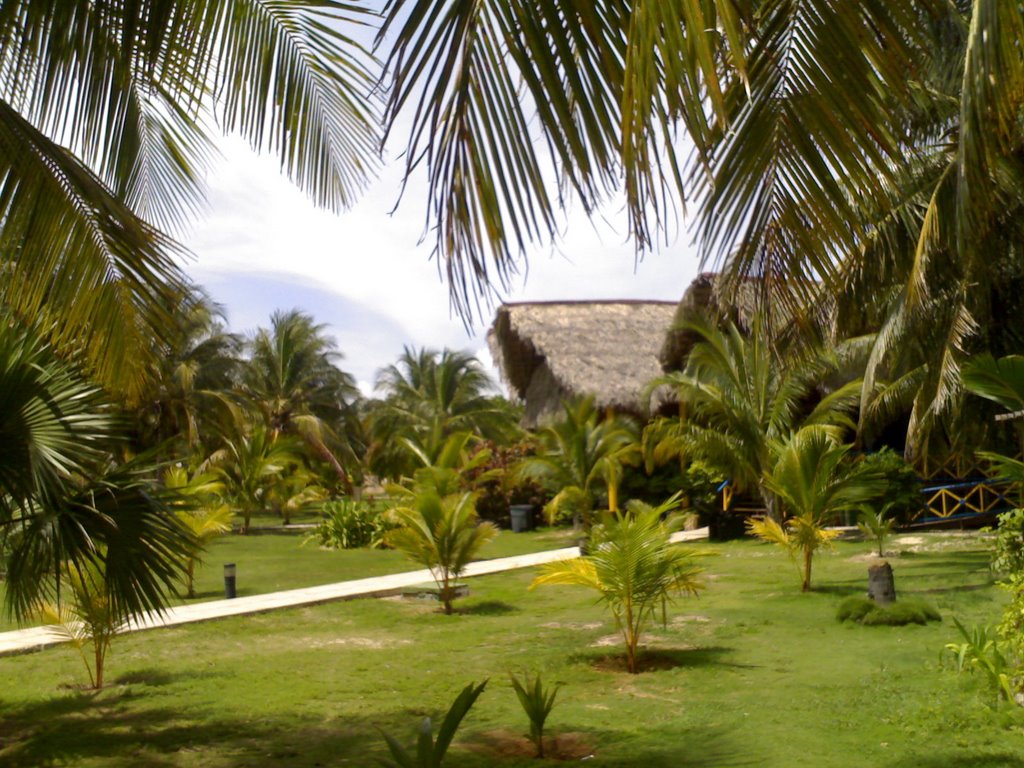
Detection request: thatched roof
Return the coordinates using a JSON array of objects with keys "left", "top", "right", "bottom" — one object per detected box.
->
[
  {"left": 488, "top": 300, "right": 678, "bottom": 428},
  {"left": 659, "top": 272, "right": 765, "bottom": 371}
]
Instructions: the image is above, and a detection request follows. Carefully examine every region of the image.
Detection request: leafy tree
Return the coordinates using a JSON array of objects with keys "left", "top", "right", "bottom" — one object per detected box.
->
[
  {"left": 531, "top": 495, "right": 703, "bottom": 673},
  {"left": 0, "top": 1, "right": 378, "bottom": 398},
  {"left": 749, "top": 427, "right": 886, "bottom": 592},
  {"left": 242, "top": 309, "right": 362, "bottom": 494},
  {"left": 369, "top": 347, "right": 520, "bottom": 479},
  {"left": 514, "top": 398, "right": 640, "bottom": 529},
  {"left": 386, "top": 475, "right": 498, "bottom": 615}
]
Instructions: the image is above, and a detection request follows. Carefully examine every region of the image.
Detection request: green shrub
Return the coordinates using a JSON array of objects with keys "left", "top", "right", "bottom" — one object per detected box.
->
[
  {"left": 993, "top": 508, "right": 1024, "bottom": 577},
  {"left": 853, "top": 449, "right": 923, "bottom": 524},
  {"left": 309, "top": 499, "right": 395, "bottom": 549},
  {"left": 837, "top": 596, "right": 941, "bottom": 626}
]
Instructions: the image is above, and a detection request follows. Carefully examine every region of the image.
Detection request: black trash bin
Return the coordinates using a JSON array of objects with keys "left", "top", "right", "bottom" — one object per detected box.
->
[{"left": 509, "top": 504, "right": 533, "bottom": 532}]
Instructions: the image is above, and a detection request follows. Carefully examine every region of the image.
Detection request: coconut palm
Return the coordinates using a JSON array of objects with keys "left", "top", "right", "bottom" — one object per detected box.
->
[
  {"left": 368, "top": 347, "right": 520, "bottom": 480},
  {"left": 0, "top": 2, "right": 378, "bottom": 399},
  {"left": 749, "top": 426, "right": 886, "bottom": 592},
  {"left": 385, "top": 483, "right": 498, "bottom": 615},
  {"left": 163, "top": 467, "right": 233, "bottom": 598},
  {"left": 136, "top": 289, "right": 243, "bottom": 457},
  {"left": 652, "top": 317, "right": 862, "bottom": 519},
  {"left": 242, "top": 310, "right": 362, "bottom": 494},
  {"left": 513, "top": 398, "right": 640, "bottom": 529},
  {"left": 531, "top": 495, "right": 703, "bottom": 673},
  {"left": 0, "top": 323, "right": 192, "bottom": 620},
  {"left": 206, "top": 427, "right": 300, "bottom": 533},
  {"left": 378, "top": 3, "right": 1024, "bottom": 462}
]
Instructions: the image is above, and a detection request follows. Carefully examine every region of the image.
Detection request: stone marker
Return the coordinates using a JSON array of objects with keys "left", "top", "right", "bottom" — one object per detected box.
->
[{"left": 867, "top": 560, "right": 896, "bottom": 604}]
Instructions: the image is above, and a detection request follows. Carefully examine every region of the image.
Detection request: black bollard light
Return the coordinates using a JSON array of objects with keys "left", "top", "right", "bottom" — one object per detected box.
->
[{"left": 224, "top": 563, "right": 237, "bottom": 599}]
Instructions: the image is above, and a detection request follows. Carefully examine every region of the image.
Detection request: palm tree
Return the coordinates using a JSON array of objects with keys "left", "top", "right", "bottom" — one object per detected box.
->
[
  {"left": 206, "top": 427, "right": 300, "bottom": 534},
  {"left": 0, "top": 2, "right": 378, "bottom": 399},
  {"left": 513, "top": 398, "right": 640, "bottom": 529},
  {"left": 163, "top": 467, "right": 233, "bottom": 599},
  {"left": 136, "top": 289, "right": 243, "bottom": 457},
  {"left": 749, "top": 427, "right": 886, "bottom": 592},
  {"left": 531, "top": 496, "right": 703, "bottom": 673},
  {"left": 385, "top": 483, "right": 498, "bottom": 615},
  {"left": 377, "top": 3, "right": 1024, "bottom": 462},
  {"left": 242, "top": 310, "right": 362, "bottom": 494},
  {"left": 652, "top": 317, "right": 862, "bottom": 519},
  {"left": 368, "top": 347, "right": 520, "bottom": 479},
  {"left": 0, "top": 323, "right": 191, "bottom": 621}
]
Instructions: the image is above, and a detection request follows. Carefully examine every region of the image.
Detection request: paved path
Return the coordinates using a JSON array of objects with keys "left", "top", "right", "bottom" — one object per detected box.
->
[{"left": 0, "top": 528, "right": 708, "bottom": 657}]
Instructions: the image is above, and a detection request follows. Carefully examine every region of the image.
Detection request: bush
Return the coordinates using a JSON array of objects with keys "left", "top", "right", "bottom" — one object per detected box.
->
[
  {"left": 853, "top": 448, "right": 923, "bottom": 524},
  {"left": 837, "top": 596, "right": 941, "bottom": 626},
  {"left": 993, "top": 508, "right": 1024, "bottom": 577},
  {"left": 309, "top": 499, "right": 395, "bottom": 549},
  {"left": 463, "top": 440, "right": 548, "bottom": 528}
]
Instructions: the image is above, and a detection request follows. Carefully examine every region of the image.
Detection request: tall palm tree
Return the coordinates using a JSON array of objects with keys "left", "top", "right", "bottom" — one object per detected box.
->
[
  {"left": 368, "top": 347, "right": 519, "bottom": 479},
  {"left": 0, "top": 323, "right": 192, "bottom": 620},
  {"left": 242, "top": 309, "right": 362, "bottom": 494},
  {"left": 377, "top": 2, "right": 1024, "bottom": 460},
  {"left": 136, "top": 288, "right": 243, "bottom": 457},
  {"left": 651, "top": 316, "right": 862, "bottom": 518},
  {"left": 0, "top": 1, "right": 378, "bottom": 399},
  {"left": 513, "top": 398, "right": 640, "bottom": 528}
]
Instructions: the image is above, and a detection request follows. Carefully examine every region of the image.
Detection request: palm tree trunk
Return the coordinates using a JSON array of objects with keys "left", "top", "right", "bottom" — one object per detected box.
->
[
  {"left": 305, "top": 433, "right": 355, "bottom": 496},
  {"left": 802, "top": 546, "right": 813, "bottom": 592}
]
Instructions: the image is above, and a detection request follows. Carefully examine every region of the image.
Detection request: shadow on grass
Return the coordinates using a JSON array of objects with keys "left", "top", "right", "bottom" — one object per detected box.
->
[
  {"left": 814, "top": 584, "right": 864, "bottom": 597},
  {"left": 459, "top": 600, "right": 518, "bottom": 616},
  {"left": 887, "top": 753, "right": 1024, "bottom": 768},
  {"left": 577, "top": 723, "right": 756, "bottom": 768},
  {"left": 566, "top": 645, "right": 744, "bottom": 673},
  {"left": 0, "top": 688, "right": 385, "bottom": 768}
]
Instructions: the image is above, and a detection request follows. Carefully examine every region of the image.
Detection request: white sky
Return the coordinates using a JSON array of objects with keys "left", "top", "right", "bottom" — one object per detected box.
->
[{"left": 181, "top": 136, "right": 702, "bottom": 395}]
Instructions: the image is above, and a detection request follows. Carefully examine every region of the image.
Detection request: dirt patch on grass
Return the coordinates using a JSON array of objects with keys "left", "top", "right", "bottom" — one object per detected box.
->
[
  {"left": 466, "top": 729, "right": 596, "bottom": 761},
  {"left": 589, "top": 647, "right": 698, "bottom": 673},
  {"left": 308, "top": 636, "right": 411, "bottom": 650},
  {"left": 541, "top": 621, "right": 603, "bottom": 631}
]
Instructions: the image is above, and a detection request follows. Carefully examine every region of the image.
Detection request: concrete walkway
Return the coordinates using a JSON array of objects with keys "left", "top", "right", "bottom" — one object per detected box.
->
[{"left": 0, "top": 527, "right": 708, "bottom": 657}]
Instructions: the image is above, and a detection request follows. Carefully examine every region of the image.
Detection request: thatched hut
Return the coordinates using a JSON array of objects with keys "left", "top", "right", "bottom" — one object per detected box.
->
[{"left": 488, "top": 300, "right": 679, "bottom": 428}]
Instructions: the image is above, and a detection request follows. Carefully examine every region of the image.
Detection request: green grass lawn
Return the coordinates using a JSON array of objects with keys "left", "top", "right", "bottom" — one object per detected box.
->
[
  {"left": 3, "top": 532, "right": 1023, "bottom": 767},
  {"left": 0, "top": 527, "right": 579, "bottom": 632}
]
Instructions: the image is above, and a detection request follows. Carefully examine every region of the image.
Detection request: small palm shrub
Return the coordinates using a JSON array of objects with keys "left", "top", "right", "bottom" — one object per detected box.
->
[
  {"left": 37, "top": 563, "right": 125, "bottom": 689},
  {"left": 857, "top": 503, "right": 898, "bottom": 557},
  {"left": 509, "top": 672, "right": 561, "bottom": 758},
  {"left": 380, "top": 680, "right": 487, "bottom": 767},
  {"left": 532, "top": 495, "right": 703, "bottom": 673},
  {"left": 310, "top": 499, "right": 395, "bottom": 550},
  {"left": 386, "top": 486, "right": 498, "bottom": 614},
  {"left": 944, "top": 619, "right": 1016, "bottom": 705},
  {"left": 837, "top": 596, "right": 940, "bottom": 626}
]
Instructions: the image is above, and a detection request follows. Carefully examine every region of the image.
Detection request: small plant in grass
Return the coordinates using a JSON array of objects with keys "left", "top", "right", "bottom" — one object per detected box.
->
[
  {"left": 749, "top": 427, "right": 886, "bottom": 592},
  {"left": 380, "top": 680, "right": 487, "bottom": 767},
  {"left": 857, "top": 503, "right": 897, "bottom": 557},
  {"left": 386, "top": 480, "right": 498, "bottom": 615},
  {"left": 509, "top": 672, "right": 561, "bottom": 758},
  {"left": 531, "top": 493, "right": 703, "bottom": 673},
  {"left": 310, "top": 498, "right": 396, "bottom": 550},
  {"left": 944, "top": 619, "right": 1015, "bottom": 706},
  {"left": 36, "top": 563, "right": 125, "bottom": 689},
  {"left": 837, "top": 596, "right": 940, "bottom": 626}
]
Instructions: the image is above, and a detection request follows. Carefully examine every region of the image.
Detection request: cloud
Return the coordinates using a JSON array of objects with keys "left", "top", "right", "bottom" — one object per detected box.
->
[{"left": 182, "top": 137, "right": 701, "bottom": 397}]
